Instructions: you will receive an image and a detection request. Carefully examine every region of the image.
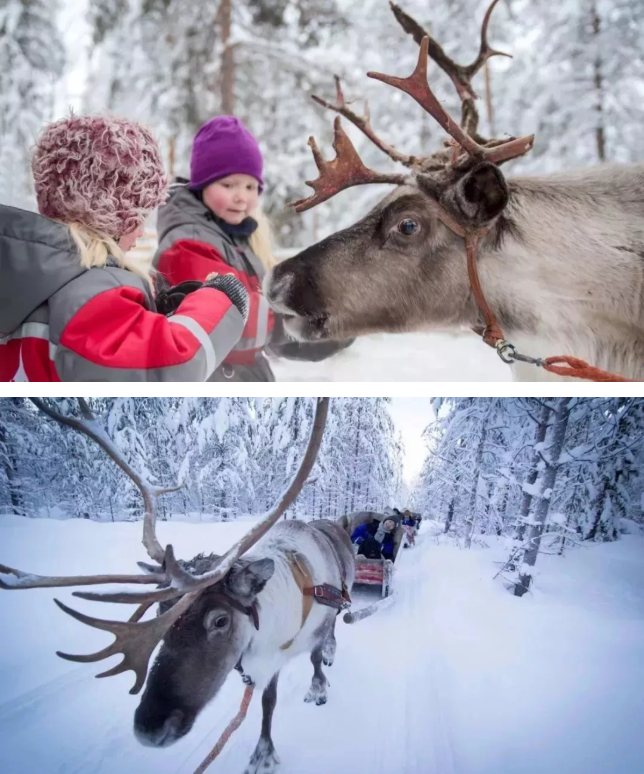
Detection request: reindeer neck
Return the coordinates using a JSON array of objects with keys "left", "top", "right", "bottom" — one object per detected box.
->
[
  {"left": 239, "top": 547, "right": 314, "bottom": 687},
  {"left": 472, "top": 171, "right": 644, "bottom": 380}
]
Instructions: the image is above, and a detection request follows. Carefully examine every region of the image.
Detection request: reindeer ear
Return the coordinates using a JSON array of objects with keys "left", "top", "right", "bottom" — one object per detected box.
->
[
  {"left": 227, "top": 559, "right": 275, "bottom": 598},
  {"left": 458, "top": 162, "right": 509, "bottom": 221}
]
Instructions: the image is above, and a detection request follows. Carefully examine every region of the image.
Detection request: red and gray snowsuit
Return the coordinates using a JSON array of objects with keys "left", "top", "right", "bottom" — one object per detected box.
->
[
  {"left": 0, "top": 204, "right": 245, "bottom": 381},
  {"left": 154, "top": 183, "right": 276, "bottom": 381},
  {"left": 154, "top": 182, "right": 354, "bottom": 381}
]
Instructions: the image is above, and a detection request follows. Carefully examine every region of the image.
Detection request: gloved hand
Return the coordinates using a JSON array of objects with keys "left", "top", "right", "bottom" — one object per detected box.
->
[
  {"left": 204, "top": 272, "right": 250, "bottom": 323},
  {"left": 155, "top": 280, "right": 204, "bottom": 317},
  {"left": 155, "top": 274, "right": 250, "bottom": 323}
]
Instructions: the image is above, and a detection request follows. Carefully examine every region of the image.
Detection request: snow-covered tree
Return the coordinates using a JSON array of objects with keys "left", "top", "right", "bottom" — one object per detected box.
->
[{"left": 0, "top": 0, "right": 65, "bottom": 208}]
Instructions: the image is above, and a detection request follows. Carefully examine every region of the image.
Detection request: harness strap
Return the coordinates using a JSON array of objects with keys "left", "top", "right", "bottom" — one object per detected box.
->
[
  {"left": 303, "top": 583, "right": 351, "bottom": 609},
  {"left": 315, "top": 526, "right": 353, "bottom": 606},
  {"left": 193, "top": 684, "right": 254, "bottom": 774},
  {"left": 426, "top": 197, "right": 634, "bottom": 381},
  {"left": 280, "top": 552, "right": 314, "bottom": 651}
]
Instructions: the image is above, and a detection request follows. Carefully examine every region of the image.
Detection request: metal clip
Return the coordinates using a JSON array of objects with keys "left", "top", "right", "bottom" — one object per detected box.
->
[
  {"left": 495, "top": 340, "right": 517, "bottom": 364},
  {"left": 495, "top": 340, "right": 545, "bottom": 368}
]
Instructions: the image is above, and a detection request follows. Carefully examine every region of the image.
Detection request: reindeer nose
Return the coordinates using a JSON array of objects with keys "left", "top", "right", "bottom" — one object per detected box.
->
[
  {"left": 264, "top": 264, "right": 294, "bottom": 313},
  {"left": 134, "top": 706, "right": 187, "bottom": 747}
]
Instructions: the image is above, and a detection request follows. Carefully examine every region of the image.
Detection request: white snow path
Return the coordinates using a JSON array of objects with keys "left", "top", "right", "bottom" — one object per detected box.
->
[{"left": 1, "top": 517, "right": 643, "bottom": 774}]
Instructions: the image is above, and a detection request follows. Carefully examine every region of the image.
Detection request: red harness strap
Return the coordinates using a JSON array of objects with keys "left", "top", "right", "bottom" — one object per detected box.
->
[
  {"left": 193, "top": 685, "right": 254, "bottom": 774},
  {"left": 426, "top": 200, "right": 635, "bottom": 382},
  {"left": 303, "top": 582, "right": 352, "bottom": 609}
]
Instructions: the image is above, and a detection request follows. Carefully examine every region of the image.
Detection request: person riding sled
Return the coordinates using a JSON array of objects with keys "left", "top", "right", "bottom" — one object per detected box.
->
[
  {"left": 0, "top": 114, "right": 251, "bottom": 382},
  {"left": 153, "top": 115, "right": 352, "bottom": 381},
  {"left": 351, "top": 517, "right": 397, "bottom": 561}
]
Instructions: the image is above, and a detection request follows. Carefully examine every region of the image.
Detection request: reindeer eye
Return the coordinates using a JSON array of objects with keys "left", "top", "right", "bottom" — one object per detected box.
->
[
  {"left": 204, "top": 611, "right": 230, "bottom": 632},
  {"left": 397, "top": 218, "right": 419, "bottom": 236}
]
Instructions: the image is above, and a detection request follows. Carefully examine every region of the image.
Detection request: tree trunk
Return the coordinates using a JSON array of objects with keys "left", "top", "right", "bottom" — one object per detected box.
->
[
  {"left": 464, "top": 403, "right": 492, "bottom": 548},
  {"left": 219, "top": 0, "right": 235, "bottom": 114},
  {"left": 515, "top": 401, "right": 552, "bottom": 542},
  {"left": 350, "top": 404, "right": 362, "bottom": 511},
  {"left": 514, "top": 398, "right": 572, "bottom": 597},
  {"left": 591, "top": 1, "right": 606, "bottom": 162},
  {"left": 444, "top": 499, "right": 455, "bottom": 534},
  {"left": 0, "top": 419, "right": 23, "bottom": 515}
]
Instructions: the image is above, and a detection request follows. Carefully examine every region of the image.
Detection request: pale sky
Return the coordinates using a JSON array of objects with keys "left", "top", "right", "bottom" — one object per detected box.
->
[{"left": 388, "top": 398, "right": 435, "bottom": 486}]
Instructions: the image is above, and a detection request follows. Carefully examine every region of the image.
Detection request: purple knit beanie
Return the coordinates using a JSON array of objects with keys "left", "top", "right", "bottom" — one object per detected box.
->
[{"left": 189, "top": 116, "right": 264, "bottom": 192}]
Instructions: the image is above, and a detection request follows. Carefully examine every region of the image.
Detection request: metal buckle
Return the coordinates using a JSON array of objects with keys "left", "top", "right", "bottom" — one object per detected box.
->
[
  {"left": 314, "top": 586, "right": 324, "bottom": 597},
  {"left": 496, "top": 340, "right": 545, "bottom": 368},
  {"left": 495, "top": 340, "right": 517, "bottom": 364}
]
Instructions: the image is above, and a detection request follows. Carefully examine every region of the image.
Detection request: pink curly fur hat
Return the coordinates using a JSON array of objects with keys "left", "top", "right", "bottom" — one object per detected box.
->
[{"left": 32, "top": 114, "right": 169, "bottom": 239}]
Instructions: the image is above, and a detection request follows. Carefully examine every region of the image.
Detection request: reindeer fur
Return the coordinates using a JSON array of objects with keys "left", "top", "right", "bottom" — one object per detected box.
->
[{"left": 267, "top": 163, "right": 644, "bottom": 381}]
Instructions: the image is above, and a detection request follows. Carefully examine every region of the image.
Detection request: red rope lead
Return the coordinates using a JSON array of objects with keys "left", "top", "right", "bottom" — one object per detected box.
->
[
  {"left": 193, "top": 685, "right": 255, "bottom": 774},
  {"left": 543, "top": 356, "right": 635, "bottom": 382}
]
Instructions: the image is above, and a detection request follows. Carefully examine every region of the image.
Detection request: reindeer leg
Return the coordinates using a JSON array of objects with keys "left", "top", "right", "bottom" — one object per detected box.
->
[
  {"left": 304, "top": 643, "right": 329, "bottom": 706},
  {"left": 244, "top": 672, "right": 280, "bottom": 774},
  {"left": 321, "top": 615, "right": 337, "bottom": 667}
]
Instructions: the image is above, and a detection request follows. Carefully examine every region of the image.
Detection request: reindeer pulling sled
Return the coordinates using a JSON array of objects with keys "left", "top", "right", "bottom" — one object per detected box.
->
[
  {"left": 337, "top": 509, "right": 421, "bottom": 624},
  {"left": 0, "top": 397, "right": 395, "bottom": 774}
]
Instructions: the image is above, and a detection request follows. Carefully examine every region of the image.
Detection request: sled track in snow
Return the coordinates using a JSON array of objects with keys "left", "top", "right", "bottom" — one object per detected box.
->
[
  {"left": 388, "top": 532, "right": 459, "bottom": 774},
  {"left": 349, "top": 532, "right": 460, "bottom": 774}
]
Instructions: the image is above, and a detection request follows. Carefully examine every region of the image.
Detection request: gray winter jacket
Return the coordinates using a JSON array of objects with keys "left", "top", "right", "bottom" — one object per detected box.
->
[
  {"left": 154, "top": 183, "right": 354, "bottom": 381},
  {"left": 154, "top": 183, "right": 275, "bottom": 381},
  {"left": 0, "top": 204, "right": 244, "bottom": 381}
]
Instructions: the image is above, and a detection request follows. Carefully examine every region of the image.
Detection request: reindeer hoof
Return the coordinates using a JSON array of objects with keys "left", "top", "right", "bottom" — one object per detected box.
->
[
  {"left": 304, "top": 681, "right": 328, "bottom": 705},
  {"left": 321, "top": 640, "right": 336, "bottom": 667},
  {"left": 245, "top": 739, "right": 279, "bottom": 774}
]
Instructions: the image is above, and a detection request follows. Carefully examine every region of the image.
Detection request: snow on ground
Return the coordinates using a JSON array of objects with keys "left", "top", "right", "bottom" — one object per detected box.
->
[
  {"left": 1, "top": 515, "right": 643, "bottom": 774},
  {"left": 270, "top": 331, "right": 510, "bottom": 381}
]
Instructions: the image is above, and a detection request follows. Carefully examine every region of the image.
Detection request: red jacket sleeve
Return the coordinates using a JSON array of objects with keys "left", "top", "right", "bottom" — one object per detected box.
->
[
  {"left": 157, "top": 239, "right": 273, "bottom": 357},
  {"left": 55, "top": 285, "right": 244, "bottom": 381},
  {"left": 157, "top": 239, "right": 245, "bottom": 285}
]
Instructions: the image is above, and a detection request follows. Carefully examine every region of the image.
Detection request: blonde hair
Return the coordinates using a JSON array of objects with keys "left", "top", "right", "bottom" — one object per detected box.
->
[
  {"left": 68, "top": 223, "right": 155, "bottom": 289},
  {"left": 248, "top": 208, "right": 276, "bottom": 270}
]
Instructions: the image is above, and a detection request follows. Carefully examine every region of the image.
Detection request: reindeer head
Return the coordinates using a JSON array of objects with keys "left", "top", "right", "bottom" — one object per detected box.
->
[
  {"left": 134, "top": 554, "right": 274, "bottom": 747},
  {"left": 266, "top": 0, "right": 533, "bottom": 341},
  {"left": 0, "top": 398, "right": 328, "bottom": 748}
]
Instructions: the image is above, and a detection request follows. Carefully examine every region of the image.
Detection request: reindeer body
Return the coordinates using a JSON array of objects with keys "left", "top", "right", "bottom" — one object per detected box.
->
[
  {"left": 135, "top": 518, "right": 355, "bottom": 773},
  {"left": 237, "top": 519, "right": 355, "bottom": 689},
  {"left": 484, "top": 164, "right": 644, "bottom": 380}
]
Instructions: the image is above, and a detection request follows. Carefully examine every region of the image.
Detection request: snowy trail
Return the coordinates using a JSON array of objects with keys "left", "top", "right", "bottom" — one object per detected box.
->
[
  {"left": 0, "top": 523, "right": 456, "bottom": 774},
  {"left": 2, "top": 518, "right": 644, "bottom": 774}
]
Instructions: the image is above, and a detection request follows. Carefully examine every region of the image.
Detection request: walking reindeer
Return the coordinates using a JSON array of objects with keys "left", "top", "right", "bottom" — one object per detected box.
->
[
  {"left": 0, "top": 398, "right": 355, "bottom": 774},
  {"left": 266, "top": 0, "right": 644, "bottom": 381}
]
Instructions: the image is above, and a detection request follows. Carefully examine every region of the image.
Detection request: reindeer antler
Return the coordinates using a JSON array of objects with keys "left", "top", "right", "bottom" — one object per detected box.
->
[
  {"left": 0, "top": 398, "right": 330, "bottom": 694},
  {"left": 293, "top": 0, "right": 534, "bottom": 211},
  {"left": 389, "top": 0, "right": 511, "bottom": 136},
  {"left": 368, "top": 36, "right": 533, "bottom": 166},
  {"left": 291, "top": 118, "right": 406, "bottom": 213},
  {"left": 312, "top": 76, "right": 417, "bottom": 168}
]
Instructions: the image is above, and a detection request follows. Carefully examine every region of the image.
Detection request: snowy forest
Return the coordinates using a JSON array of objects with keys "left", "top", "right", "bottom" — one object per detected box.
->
[
  {"left": 2, "top": 0, "right": 643, "bottom": 247},
  {"left": 2, "top": 396, "right": 644, "bottom": 774},
  {"left": 0, "top": 397, "right": 404, "bottom": 522},
  {"left": 3, "top": 397, "right": 643, "bottom": 576}
]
